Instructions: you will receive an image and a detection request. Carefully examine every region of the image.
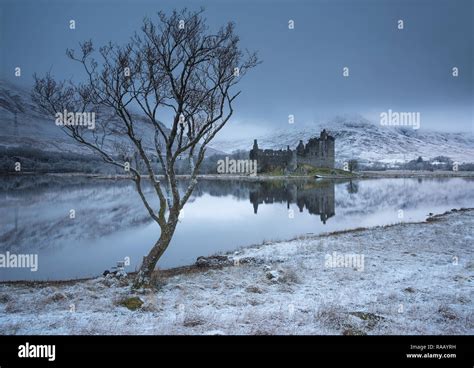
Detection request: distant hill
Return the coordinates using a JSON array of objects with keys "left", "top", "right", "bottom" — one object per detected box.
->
[
  {"left": 210, "top": 115, "right": 474, "bottom": 166},
  {"left": 0, "top": 80, "right": 223, "bottom": 172}
]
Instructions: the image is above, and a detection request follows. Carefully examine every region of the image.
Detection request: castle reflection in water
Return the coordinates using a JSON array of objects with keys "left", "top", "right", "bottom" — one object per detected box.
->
[{"left": 249, "top": 180, "right": 335, "bottom": 224}]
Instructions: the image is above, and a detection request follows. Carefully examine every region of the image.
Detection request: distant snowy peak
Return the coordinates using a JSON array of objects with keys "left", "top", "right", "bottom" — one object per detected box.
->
[
  {"left": 1, "top": 81, "right": 471, "bottom": 164},
  {"left": 210, "top": 116, "right": 474, "bottom": 165}
]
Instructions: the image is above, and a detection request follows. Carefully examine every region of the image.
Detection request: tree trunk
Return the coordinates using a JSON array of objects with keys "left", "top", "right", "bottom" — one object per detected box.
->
[{"left": 133, "top": 218, "right": 179, "bottom": 288}]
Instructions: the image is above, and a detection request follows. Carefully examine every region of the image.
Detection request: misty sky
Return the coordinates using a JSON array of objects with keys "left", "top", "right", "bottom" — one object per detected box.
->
[{"left": 1, "top": 0, "right": 472, "bottom": 139}]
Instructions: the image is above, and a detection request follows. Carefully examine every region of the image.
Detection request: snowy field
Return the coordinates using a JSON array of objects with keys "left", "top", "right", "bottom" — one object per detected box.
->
[{"left": 0, "top": 209, "right": 472, "bottom": 335}]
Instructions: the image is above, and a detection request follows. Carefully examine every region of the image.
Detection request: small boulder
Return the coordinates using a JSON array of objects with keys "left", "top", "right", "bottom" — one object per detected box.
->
[
  {"left": 265, "top": 270, "right": 279, "bottom": 280},
  {"left": 238, "top": 257, "right": 264, "bottom": 265},
  {"left": 183, "top": 318, "right": 204, "bottom": 327},
  {"left": 343, "top": 327, "right": 367, "bottom": 336},
  {"left": 50, "top": 292, "right": 67, "bottom": 302},
  {"left": 118, "top": 296, "right": 144, "bottom": 311},
  {"left": 196, "top": 255, "right": 232, "bottom": 268},
  {"left": 245, "top": 286, "right": 263, "bottom": 294},
  {"left": 0, "top": 293, "right": 12, "bottom": 304}
]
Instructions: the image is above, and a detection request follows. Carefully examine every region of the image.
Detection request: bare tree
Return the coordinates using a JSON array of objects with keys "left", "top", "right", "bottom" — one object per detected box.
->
[
  {"left": 32, "top": 8, "right": 259, "bottom": 287},
  {"left": 348, "top": 159, "right": 358, "bottom": 173}
]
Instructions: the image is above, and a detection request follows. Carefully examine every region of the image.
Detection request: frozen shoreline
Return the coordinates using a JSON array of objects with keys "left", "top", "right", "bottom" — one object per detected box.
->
[
  {"left": 0, "top": 208, "right": 473, "bottom": 335},
  {"left": 2, "top": 169, "right": 474, "bottom": 180}
]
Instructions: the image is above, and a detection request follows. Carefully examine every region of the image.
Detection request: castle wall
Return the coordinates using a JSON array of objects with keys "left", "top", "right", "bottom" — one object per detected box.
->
[
  {"left": 297, "top": 138, "right": 335, "bottom": 168},
  {"left": 250, "top": 148, "right": 293, "bottom": 172},
  {"left": 250, "top": 131, "right": 335, "bottom": 173}
]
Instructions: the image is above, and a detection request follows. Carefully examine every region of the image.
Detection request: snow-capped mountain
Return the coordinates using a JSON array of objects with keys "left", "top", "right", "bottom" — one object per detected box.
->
[
  {"left": 0, "top": 80, "right": 92, "bottom": 155},
  {"left": 0, "top": 80, "right": 222, "bottom": 157},
  {"left": 2, "top": 80, "right": 472, "bottom": 167},
  {"left": 210, "top": 116, "right": 474, "bottom": 165}
]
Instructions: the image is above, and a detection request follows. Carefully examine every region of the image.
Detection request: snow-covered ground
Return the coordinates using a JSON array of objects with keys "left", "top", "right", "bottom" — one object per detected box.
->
[{"left": 0, "top": 209, "right": 472, "bottom": 335}]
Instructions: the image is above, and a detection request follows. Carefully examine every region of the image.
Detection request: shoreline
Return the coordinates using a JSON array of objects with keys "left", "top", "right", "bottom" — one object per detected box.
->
[
  {"left": 358, "top": 170, "right": 474, "bottom": 178},
  {"left": 2, "top": 207, "right": 472, "bottom": 286},
  {"left": 1, "top": 170, "right": 474, "bottom": 181},
  {"left": 1, "top": 207, "right": 472, "bottom": 334}
]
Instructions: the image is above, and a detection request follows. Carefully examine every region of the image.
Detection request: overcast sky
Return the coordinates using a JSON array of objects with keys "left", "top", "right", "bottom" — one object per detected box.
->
[{"left": 1, "top": 0, "right": 472, "bottom": 138}]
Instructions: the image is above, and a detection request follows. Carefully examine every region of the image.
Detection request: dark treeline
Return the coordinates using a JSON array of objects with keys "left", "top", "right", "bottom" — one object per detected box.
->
[
  {"left": 2, "top": 147, "right": 473, "bottom": 174},
  {"left": 0, "top": 147, "right": 252, "bottom": 175},
  {"left": 360, "top": 155, "right": 474, "bottom": 171},
  {"left": 0, "top": 147, "right": 117, "bottom": 174}
]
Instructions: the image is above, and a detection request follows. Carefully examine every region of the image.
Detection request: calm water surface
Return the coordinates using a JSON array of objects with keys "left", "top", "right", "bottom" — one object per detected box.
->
[{"left": 0, "top": 176, "right": 473, "bottom": 280}]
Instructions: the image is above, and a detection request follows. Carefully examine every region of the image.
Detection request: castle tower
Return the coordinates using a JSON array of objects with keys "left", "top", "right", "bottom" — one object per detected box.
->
[
  {"left": 250, "top": 139, "right": 259, "bottom": 161},
  {"left": 320, "top": 129, "right": 328, "bottom": 140},
  {"left": 296, "top": 140, "right": 305, "bottom": 155}
]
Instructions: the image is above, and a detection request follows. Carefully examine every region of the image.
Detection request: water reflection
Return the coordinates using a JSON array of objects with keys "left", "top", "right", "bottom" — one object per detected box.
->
[
  {"left": 0, "top": 175, "right": 473, "bottom": 280},
  {"left": 249, "top": 181, "right": 335, "bottom": 224}
]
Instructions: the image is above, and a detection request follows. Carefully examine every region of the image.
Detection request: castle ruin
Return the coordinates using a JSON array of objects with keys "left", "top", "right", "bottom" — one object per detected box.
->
[{"left": 249, "top": 129, "right": 335, "bottom": 173}]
